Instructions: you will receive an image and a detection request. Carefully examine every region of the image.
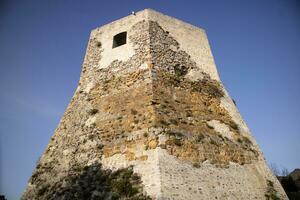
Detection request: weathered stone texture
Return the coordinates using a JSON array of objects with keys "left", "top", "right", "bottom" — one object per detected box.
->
[{"left": 22, "top": 9, "right": 287, "bottom": 200}]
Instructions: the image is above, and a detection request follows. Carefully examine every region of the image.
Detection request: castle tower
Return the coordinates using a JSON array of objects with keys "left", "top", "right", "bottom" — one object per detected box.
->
[{"left": 22, "top": 9, "right": 287, "bottom": 199}]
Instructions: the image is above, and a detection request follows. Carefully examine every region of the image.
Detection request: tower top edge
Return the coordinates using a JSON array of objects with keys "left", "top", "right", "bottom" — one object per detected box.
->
[{"left": 91, "top": 8, "right": 205, "bottom": 33}]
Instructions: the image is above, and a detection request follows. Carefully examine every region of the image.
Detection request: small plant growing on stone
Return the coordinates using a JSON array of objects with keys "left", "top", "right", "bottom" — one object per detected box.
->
[
  {"left": 171, "top": 137, "right": 182, "bottom": 146},
  {"left": 217, "top": 134, "right": 225, "bottom": 141},
  {"left": 117, "top": 116, "right": 123, "bottom": 120},
  {"left": 144, "top": 144, "right": 149, "bottom": 150},
  {"left": 169, "top": 119, "right": 178, "bottom": 125},
  {"left": 186, "top": 112, "right": 193, "bottom": 117},
  {"left": 90, "top": 122, "right": 96, "bottom": 128},
  {"left": 193, "top": 163, "right": 200, "bottom": 168},
  {"left": 210, "top": 138, "right": 217, "bottom": 145},
  {"left": 237, "top": 138, "right": 243, "bottom": 143},
  {"left": 131, "top": 109, "right": 138, "bottom": 115},
  {"left": 37, "top": 185, "right": 48, "bottom": 196},
  {"left": 196, "top": 133, "right": 205, "bottom": 143},
  {"left": 87, "top": 108, "right": 98, "bottom": 115},
  {"left": 242, "top": 136, "right": 252, "bottom": 145},
  {"left": 143, "top": 132, "right": 148, "bottom": 137},
  {"left": 97, "top": 144, "right": 104, "bottom": 150},
  {"left": 159, "top": 119, "right": 168, "bottom": 126},
  {"left": 174, "top": 64, "right": 188, "bottom": 77},
  {"left": 228, "top": 121, "right": 239, "bottom": 131}
]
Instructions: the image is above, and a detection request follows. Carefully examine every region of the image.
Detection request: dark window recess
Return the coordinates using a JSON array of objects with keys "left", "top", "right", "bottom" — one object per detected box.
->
[{"left": 112, "top": 32, "right": 127, "bottom": 48}]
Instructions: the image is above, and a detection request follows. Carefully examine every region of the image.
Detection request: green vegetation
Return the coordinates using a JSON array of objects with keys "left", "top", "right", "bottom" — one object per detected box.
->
[
  {"left": 171, "top": 137, "right": 182, "bottom": 146},
  {"left": 32, "top": 163, "right": 151, "bottom": 200},
  {"left": 242, "top": 136, "right": 252, "bottom": 145},
  {"left": 209, "top": 138, "right": 217, "bottom": 145},
  {"left": 192, "top": 163, "right": 200, "bottom": 168},
  {"left": 87, "top": 108, "right": 98, "bottom": 115},
  {"left": 143, "top": 132, "right": 148, "bottom": 138},
  {"left": 196, "top": 133, "right": 205, "bottom": 143},
  {"left": 265, "top": 180, "right": 280, "bottom": 200},
  {"left": 174, "top": 64, "right": 188, "bottom": 77},
  {"left": 169, "top": 119, "right": 178, "bottom": 125}
]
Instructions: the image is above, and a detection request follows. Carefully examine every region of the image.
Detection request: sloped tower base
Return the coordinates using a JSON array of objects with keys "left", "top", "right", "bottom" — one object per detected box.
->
[{"left": 22, "top": 9, "right": 287, "bottom": 200}]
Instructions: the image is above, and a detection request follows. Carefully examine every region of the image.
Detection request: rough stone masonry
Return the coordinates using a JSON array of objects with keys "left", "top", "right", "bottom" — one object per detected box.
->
[{"left": 22, "top": 9, "right": 288, "bottom": 200}]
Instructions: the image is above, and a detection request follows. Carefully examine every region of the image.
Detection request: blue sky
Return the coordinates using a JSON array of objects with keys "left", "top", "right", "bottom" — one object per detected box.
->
[{"left": 0, "top": 0, "right": 299, "bottom": 199}]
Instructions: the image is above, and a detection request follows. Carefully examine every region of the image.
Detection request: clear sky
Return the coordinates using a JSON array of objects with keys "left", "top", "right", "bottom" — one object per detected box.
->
[{"left": 0, "top": 0, "right": 299, "bottom": 199}]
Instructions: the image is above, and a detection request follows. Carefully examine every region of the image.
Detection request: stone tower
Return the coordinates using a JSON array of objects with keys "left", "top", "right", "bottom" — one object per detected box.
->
[{"left": 22, "top": 9, "right": 287, "bottom": 200}]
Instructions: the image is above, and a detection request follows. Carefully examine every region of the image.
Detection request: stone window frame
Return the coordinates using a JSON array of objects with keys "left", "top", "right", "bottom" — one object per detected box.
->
[{"left": 112, "top": 31, "right": 127, "bottom": 48}]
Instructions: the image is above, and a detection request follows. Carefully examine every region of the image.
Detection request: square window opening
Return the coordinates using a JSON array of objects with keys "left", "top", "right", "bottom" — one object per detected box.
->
[{"left": 112, "top": 32, "right": 127, "bottom": 48}]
